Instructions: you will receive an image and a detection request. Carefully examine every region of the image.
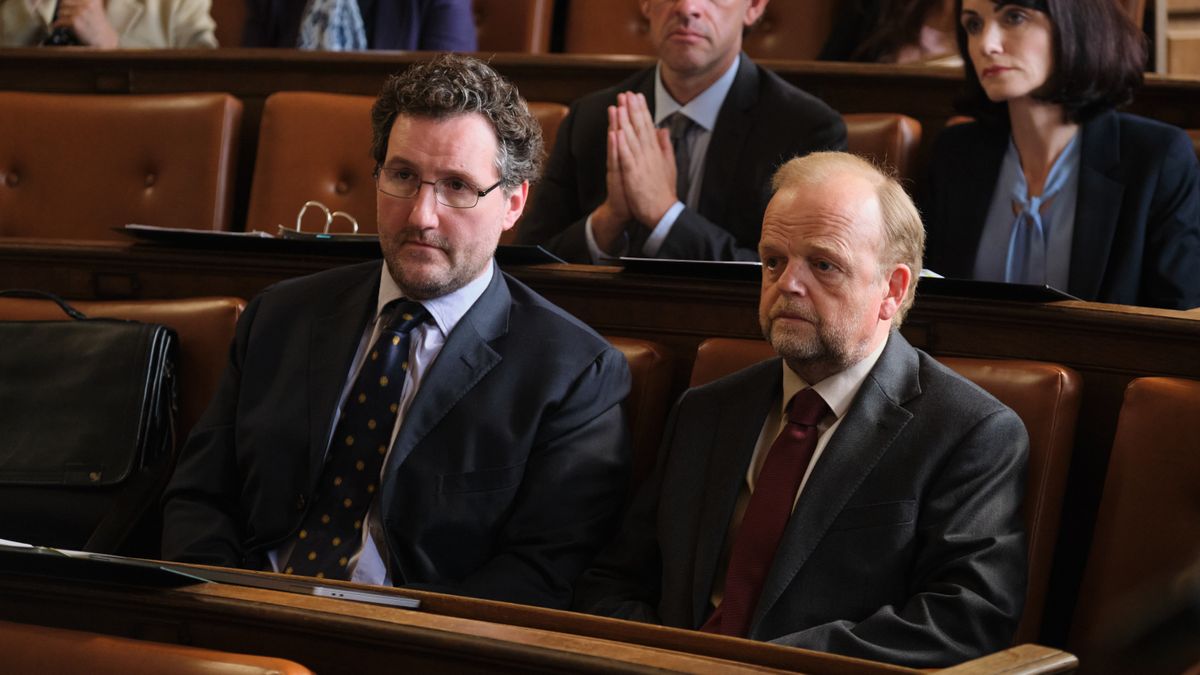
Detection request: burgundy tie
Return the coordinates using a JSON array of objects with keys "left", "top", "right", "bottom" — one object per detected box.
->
[{"left": 701, "top": 387, "right": 830, "bottom": 637}]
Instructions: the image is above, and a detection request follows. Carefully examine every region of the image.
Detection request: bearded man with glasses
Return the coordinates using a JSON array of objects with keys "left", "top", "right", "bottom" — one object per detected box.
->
[{"left": 163, "top": 54, "right": 633, "bottom": 610}]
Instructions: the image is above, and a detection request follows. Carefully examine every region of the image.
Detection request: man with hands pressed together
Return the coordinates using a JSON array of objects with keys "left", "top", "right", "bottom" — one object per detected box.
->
[{"left": 518, "top": 0, "right": 846, "bottom": 262}]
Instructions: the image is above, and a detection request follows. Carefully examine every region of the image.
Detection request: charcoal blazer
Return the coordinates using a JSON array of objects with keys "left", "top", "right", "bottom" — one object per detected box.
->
[
  {"left": 162, "top": 260, "right": 632, "bottom": 609},
  {"left": 573, "top": 332, "right": 1028, "bottom": 668},
  {"left": 924, "top": 110, "right": 1200, "bottom": 309},
  {"left": 517, "top": 55, "right": 846, "bottom": 262}
]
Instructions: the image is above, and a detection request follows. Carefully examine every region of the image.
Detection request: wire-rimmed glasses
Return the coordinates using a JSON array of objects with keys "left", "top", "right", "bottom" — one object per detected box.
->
[{"left": 375, "top": 167, "right": 503, "bottom": 209}]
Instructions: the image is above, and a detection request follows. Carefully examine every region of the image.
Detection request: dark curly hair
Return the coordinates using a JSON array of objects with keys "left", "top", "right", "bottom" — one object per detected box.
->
[
  {"left": 955, "top": 0, "right": 1146, "bottom": 126},
  {"left": 370, "top": 54, "right": 543, "bottom": 190}
]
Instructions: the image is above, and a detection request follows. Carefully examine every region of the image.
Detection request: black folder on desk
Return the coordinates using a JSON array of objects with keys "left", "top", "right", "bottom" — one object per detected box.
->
[
  {"left": 0, "top": 544, "right": 419, "bottom": 608},
  {"left": 618, "top": 256, "right": 761, "bottom": 282},
  {"left": 917, "top": 277, "right": 1079, "bottom": 303}
]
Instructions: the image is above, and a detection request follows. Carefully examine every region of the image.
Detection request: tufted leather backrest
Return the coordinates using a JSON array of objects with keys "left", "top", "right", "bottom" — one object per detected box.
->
[
  {"left": 689, "top": 337, "right": 1081, "bottom": 645},
  {"left": 248, "top": 92, "right": 570, "bottom": 240},
  {"left": 475, "top": 0, "right": 554, "bottom": 54},
  {"left": 0, "top": 620, "right": 313, "bottom": 674},
  {"left": 606, "top": 336, "right": 673, "bottom": 488},
  {"left": 562, "top": 0, "right": 836, "bottom": 60},
  {"left": 0, "top": 296, "right": 244, "bottom": 439},
  {"left": 743, "top": 0, "right": 838, "bottom": 61},
  {"left": 0, "top": 92, "right": 241, "bottom": 240},
  {"left": 246, "top": 92, "right": 378, "bottom": 235},
  {"left": 844, "top": 113, "right": 923, "bottom": 184},
  {"left": 1069, "top": 377, "right": 1200, "bottom": 665}
]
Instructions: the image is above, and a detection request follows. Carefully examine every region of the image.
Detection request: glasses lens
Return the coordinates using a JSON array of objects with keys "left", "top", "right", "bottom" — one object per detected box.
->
[
  {"left": 379, "top": 169, "right": 419, "bottom": 198},
  {"left": 436, "top": 178, "right": 478, "bottom": 209}
]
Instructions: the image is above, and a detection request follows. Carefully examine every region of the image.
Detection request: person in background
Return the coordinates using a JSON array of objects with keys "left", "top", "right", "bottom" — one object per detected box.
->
[
  {"left": 243, "top": 0, "right": 476, "bottom": 51},
  {"left": 923, "top": 0, "right": 1200, "bottom": 309},
  {"left": 573, "top": 152, "right": 1028, "bottom": 668},
  {"left": 0, "top": 0, "right": 217, "bottom": 47},
  {"left": 517, "top": 0, "right": 845, "bottom": 263},
  {"left": 820, "top": 0, "right": 959, "bottom": 65}
]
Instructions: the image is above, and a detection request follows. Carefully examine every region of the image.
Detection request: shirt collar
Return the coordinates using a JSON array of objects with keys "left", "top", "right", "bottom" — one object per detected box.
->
[
  {"left": 779, "top": 334, "right": 889, "bottom": 421},
  {"left": 375, "top": 261, "right": 495, "bottom": 338},
  {"left": 653, "top": 54, "right": 740, "bottom": 132}
]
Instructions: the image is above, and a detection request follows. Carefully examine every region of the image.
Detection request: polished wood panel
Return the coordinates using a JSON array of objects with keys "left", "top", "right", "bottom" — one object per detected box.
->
[{"left": 0, "top": 567, "right": 1075, "bottom": 674}]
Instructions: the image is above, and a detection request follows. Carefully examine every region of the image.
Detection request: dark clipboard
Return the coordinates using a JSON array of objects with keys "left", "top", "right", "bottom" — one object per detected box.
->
[
  {"left": 918, "top": 277, "right": 1079, "bottom": 302},
  {"left": 118, "top": 224, "right": 382, "bottom": 258},
  {"left": 0, "top": 544, "right": 420, "bottom": 609},
  {"left": 495, "top": 244, "right": 565, "bottom": 266},
  {"left": 618, "top": 256, "right": 761, "bottom": 282}
]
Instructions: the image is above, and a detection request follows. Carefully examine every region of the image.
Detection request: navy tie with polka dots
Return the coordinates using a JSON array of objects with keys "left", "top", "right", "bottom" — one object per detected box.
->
[{"left": 284, "top": 299, "right": 428, "bottom": 579}]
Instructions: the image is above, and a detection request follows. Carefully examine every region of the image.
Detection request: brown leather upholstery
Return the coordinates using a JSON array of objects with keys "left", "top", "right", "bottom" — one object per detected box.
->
[
  {"left": 0, "top": 92, "right": 241, "bottom": 240},
  {"left": 0, "top": 620, "right": 313, "bottom": 674},
  {"left": 504, "top": 101, "right": 569, "bottom": 245},
  {"left": 474, "top": 0, "right": 553, "bottom": 54},
  {"left": 210, "top": 0, "right": 247, "bottom": 47},
  {"left": 562, "top": 0, "right": 836, "bottom": 60},
  {"left": 0, "top": 296, "right": 245, "bottom": 440},
  {"left": 1187, "top": 129, "right": 1200, "bottom": 163},
  {"left": 607, "top": 336, "right": 673, "bottom": 488},
  {"left": 562, "top": 0, "right": 653, "bottom": 56},
  {"left": 688, "top": 337, "right": 1081, "bottom": 644},
  {"left": 1069, "top": 377, "right": 1200, "bottom": 664},
  {"left": 844, "top": 113, "right": 923, "bottom": 184},
  {"left": 939, "top": 356, "right": 1080, "bottom": 644},
  {"left": 247, "top": 92, "right": 569, "bottom": 238},
  {"left": 246, "top": 92, "right": 378, "bottom": 235},
  {"left": 742, "top": 0, "right": 839, "bottom": 61}
]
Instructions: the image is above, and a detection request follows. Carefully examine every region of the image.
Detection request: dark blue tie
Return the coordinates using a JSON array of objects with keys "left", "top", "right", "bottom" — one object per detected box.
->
[{"left": 284, "top": 299, "right": 428, "bottom": 579}]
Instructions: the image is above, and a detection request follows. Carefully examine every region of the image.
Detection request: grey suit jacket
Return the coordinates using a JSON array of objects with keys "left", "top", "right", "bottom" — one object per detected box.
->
[
  {"left": 162, "top": 260, "right": 632, "bottom": 609},
  {"left": 573, "top": 332, "right": 1028, "bottom": 667},
  {"left": 517, "top": 55, "right": 846, "bottom": 262}
]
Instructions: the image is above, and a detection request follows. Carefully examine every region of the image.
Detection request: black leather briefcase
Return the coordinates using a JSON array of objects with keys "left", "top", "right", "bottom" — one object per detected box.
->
[{"left": 0, "top": 290, "right": 178, "bottom": 553}]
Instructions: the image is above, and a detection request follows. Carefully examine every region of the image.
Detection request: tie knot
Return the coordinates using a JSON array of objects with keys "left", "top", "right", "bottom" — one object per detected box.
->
[
  {"left": 380, "top": 300, "right": 429, "bottom": 334},
  {"left": 666, "top": 112, "right": 693, "bottom": 142},
  {"left": 786, "top": 388, "right": 828, "bottom": 427}
]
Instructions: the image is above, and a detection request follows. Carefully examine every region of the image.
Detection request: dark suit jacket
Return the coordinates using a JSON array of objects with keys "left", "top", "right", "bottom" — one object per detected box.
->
[
  {"left": 243, "top": 0, "right": 477, "bottom": 50},
  {"left": 162, "top": 260, "right": 631, "bottom": 609},
  {"left": 573, "top": 332, "right": 1028, "bottom": 668},
  {"left": 924, "top": 110, "right": 1200, "bottom": 310},
  {"left": 517, "top": 55, "right": 847, "bottom": 262}
]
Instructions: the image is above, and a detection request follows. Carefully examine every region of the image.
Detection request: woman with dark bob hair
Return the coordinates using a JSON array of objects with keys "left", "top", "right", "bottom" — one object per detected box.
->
[{"left": 922, "top": 0, "right": 1200, "bottom": 309}]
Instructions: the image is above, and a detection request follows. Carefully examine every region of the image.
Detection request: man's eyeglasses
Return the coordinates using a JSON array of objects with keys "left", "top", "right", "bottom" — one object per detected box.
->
[{"left": 375, "top": 167, "right": 503, "bottom": 209}]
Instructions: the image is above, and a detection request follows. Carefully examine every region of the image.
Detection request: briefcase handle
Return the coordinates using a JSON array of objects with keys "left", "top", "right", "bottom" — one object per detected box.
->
[{"left": 0, "top": 289, "right": 89, "bottom": 320}]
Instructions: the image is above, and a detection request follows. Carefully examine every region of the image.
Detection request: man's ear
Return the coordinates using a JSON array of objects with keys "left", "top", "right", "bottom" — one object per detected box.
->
[
  {"left": 878, "top": 264, "right": 912, "bottom": 322},
  {"left": 744, "top": 0, "right": 770, "bottom": 28},
  {"left": 501, "top": 182, "right": 529, "bottom": 232}
]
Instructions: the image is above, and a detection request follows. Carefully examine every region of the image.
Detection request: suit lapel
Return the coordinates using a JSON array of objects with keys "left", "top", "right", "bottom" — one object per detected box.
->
[
  {"left": 307, "top": 264, "right": 381, "bottom": 482},
  {"left": 1069, "top": 110, "right": 1124, "bottom": 300},
  {"left": 381, "top": 265, "right": 509, "bottom": 475},
  {"left": 750, "top": 334, "right": 920, "bottom": 635},
  {"left": 696, "top": 55, "right": 757, "bottom": 224},
  {"left": 691, "top": 360, "right": 781, "bottom": 625}
]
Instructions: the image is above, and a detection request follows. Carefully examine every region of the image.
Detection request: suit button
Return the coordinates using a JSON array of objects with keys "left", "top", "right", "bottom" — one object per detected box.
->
[{"left": 295, "top": 494, "right": 307, "bottom": 511}]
